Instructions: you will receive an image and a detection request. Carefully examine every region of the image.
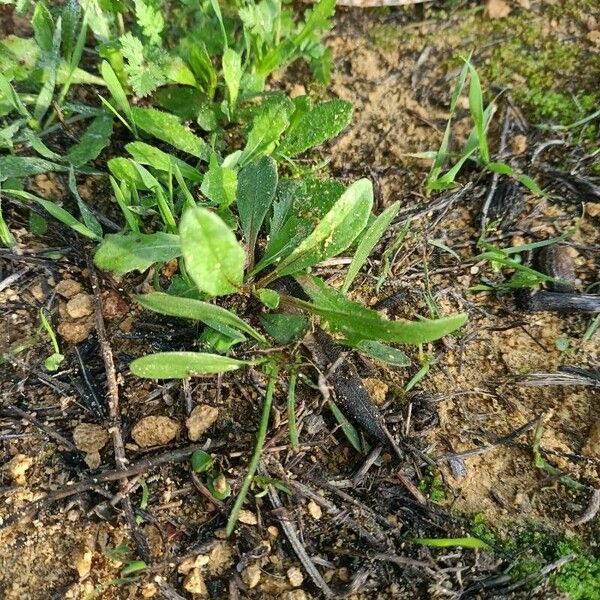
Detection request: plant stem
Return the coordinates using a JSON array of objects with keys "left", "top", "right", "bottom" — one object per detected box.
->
[
  {"left": 226, "top": 363, "right": 279, "bottom": 536},
  {"left": 287, "top": 364, "right": 299, "bottom": 449}
]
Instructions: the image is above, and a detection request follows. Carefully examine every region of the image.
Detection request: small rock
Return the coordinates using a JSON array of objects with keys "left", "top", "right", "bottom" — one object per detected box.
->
[
  {"left": 132, "top": 416, "right": 180, "bottom": 447},
  {"left": 282, "top": 591, "right": 308, "bottom": 600},
  {"left": 485, "top": 0, "right": 511, "bottom": 19},
  {"left": 73, "top": 423, "right": 109, "bottom": 454},
  {"left": 307, "top": 500, "right": 322, "bottom": 520},
  {"left": 74, "top": 548, "right": 92, "bottom": 579},
  {"left": 510, "top": 134, "right": 528, "bottom": 155},
  {"left": 363, "top": 378, "right": 389, "bottom": 406},
  {"left": 287, "top": 566, "right": 303, "bottom": 588},
  {"left": 84, "top": 451, "right": 102, "bottom": 470},
  {"left": 102, "top": 290, "right": 129, "bottom": 319},
  {"left": 5, "top": 454, "right": 33, "bottom": 485},
  {"left": 55, "top": 279, "right": 83, "bottom": 299},
  {"left": 242, "top": 563, "right": 261, "bottom": 589},
  {"left": 587, "top": 203, "right": 600, "bottom": 218},
  {"left": 186, "top": 405, "right": 219, "bottom": 441},
  {"left": 582, "top": 420, "right": 600, "bottom": 459},
  {"left": 58, "top": 319, "right": 94, "bottom": 344},
  {"left": 238, "top": 510, "right": 258, "bottom": 525},
  {"left": 66, "top": 293, "right": 94, "bottom": 319},
  {"left": 183, "top": 568, "right": 208, "bottom": 597},
  {"left": 205, "top": 541, "right": 234, "bottom": 575},
  {"left": 141, "top": 583, "right": 157, "bottom": 598},
  {"left": 178, "top": 555, "right": 210, "bottom": 575},
  {"left": 290, "top": 84, "right": 306, "bottom": 98}
]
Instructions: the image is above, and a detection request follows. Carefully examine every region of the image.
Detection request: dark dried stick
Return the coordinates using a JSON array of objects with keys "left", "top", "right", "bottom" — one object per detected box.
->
[
  {"left": 3, "top": 405, "right": 79, "bottom": 452},
  {"left": 265, "top": 470, "right": 335, "bottom": 599},
  {"left": 573, "top": 489, "right": 600, "bottom": 526},
  {"left": 2, "top": 353, "right": 73, "bottom": 394},
  {"left": 2, "top": 443, "right": 212, "bottom": 528}
]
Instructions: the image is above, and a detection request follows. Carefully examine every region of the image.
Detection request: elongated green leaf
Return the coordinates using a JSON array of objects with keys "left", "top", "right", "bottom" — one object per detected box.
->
[
  {"left": 297, "top": 275, "right": 467, "bottom": 345},
  {"left": 0, "top": 156, "right": 67, "bottom": 181},
  {"left": 68, "top": 166, "right": 102, "bottom": 238},
  {"left": 137, "top": 292, "right": 266, "bottom": 344},
  {"left": 125, "top": 142, "right": 202, "bottom": 183},
  {"left": 94, "top": 232, "right": 181, "bottom": 275},
  {"left": 131, "top": 107, "right": 206, "bottom": 158},
  {"left": 108, "top": 157, "right": 160, "bottom": 190},
  {"left": 467, "top": 63, "right": 489, "bottom": 163},
  {"left": 66, "top": 113, "right": 113, "bottom": 166},
  {"left": 328, "top": 400, "right": 363, "bottom": 453},
  {"left": 412, "top": 537, "right": 490, "bottom": 550},
  {"left": 109, "top": 176, "right": 139, "bottom": 233},
  {"left": 0, "top": 74, "right": 32, "bottom": 119},
  {"left": 256, "top": 179, "right": 344, "bottom": 274},
  {"left": 34, "top": 16, "right": 61, "bottom": 122},
  {"left": 259, "top": 313, "right": 308, "bottom": 344},
  {"left": 32, "top": 2, "right": 54, "bottom": 53},
  {"left": 237, "top": 156, "right": 277, "bottom": 255},
  {"left": 350, "top": 340, "right": 411, "bottom": 366},
  {"left": 278, "top": 100, "right": 353, "bottom": 158},
  {"left": 3, "top": 188, "right": 102, "bottom": 240},
  {"left": 272, "top": 179, "right": 373, "bottom": 279},
  {"left": 239, "top": 102, "right": 291, "bottom": 167},
  {"left": 100, "top": 60, "right": 135, "bottom": 130},
  {"left": 200, "top": 153, "right": 237, "bottom": 206},
  {"left": 342, "top": 201, "right": 400, "bottom": 293},
  {"left": 222, "top": 47, "right": 242, "bottom": 113},
  {"left": 180, "top": 206, "right": 245, "bottom": 296},
  {"left": 130, "top": 351, "right": 251, "bottom": 379}
]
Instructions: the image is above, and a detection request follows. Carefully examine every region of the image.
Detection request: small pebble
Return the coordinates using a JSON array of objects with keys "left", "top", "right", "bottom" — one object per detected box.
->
[
  {"left": 307, "top": 500, "right": 322, "bottom": 520},
  {"left": 5, "top": 454, "right": 33, "bottom": 485},
  {"left": 131, "top": 416, "right": 179, "bottom": 447},
  {"left": 186, "top": 405, "right": 219, "bottom": 441},
  {"left": 238, "top": 510, "right": 258, "bottom": 525},
  {"left": 287, "top": 566, "right": 304, "bottom": 588},
  {"left": 66, "top": 293, "right": 94, "bottom": 319},
  {"left": 73, "top": 423, "right": 109, "bottom": 454},
  {"left": 242, "top": 563, "right": 261, "bottom": 589},
  {"left": 55, "top": 278, "right": 83, "bottom": 299},
  {"left": 183, "top": 568, "right": 208, "bottom": 597}
]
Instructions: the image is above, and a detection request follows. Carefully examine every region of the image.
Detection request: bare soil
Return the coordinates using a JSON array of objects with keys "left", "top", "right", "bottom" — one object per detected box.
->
[{"left": 1, "top": 2, "right": 599, "bottom": 599}]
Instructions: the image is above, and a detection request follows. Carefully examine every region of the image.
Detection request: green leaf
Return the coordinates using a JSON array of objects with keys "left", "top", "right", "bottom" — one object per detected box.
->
[
  {"left": 256, "top": 179, "right": 344, "bottom": 273},
  {"left": 259, "top": 313, "right": 308, "bottom": 344},
  {"left": 0, "top": 73, "right": 32, "bottom": 119},
  {"left": 108, "top": 157, "right": 159, "bottom": 191},
  {"left": 237, "top": 156, "right": 277, "bottom": 255},
  {"left": 412, "top": 537, "right": 490, "bottom": 550},
  {"left": 131, "top": 106, "right": 206, "bottom": 158},
  {"left": 137, "top": 292, "right": 267, "bottom": 344},
  {"left": 342, "top": 201, "right": 400, "bottom": 293},
  {"left": 109, "top": 176, "right": 139, "bottom": 233},
  {"left": 350, "top": 340, "right": 411, "bottom": 367},
  {"left": 121, "top": 561, "right": 147, "bottom": 576},
  {"left": 130, "top": 351, "right": 252, "bottom": 379},
  {"left": 277, "top": 100, "right": 353, "bottom": 158},
  {"left": 239, "top": 101, "right": 292, "bottom": 167},
  {"left": 94, "top": 232, "right": 181, "bottom": 275},
  {"left": 66, "top": 113, "right": 113, "bottom": 166},
  {"left": 271, "top": 179, "right": 373, "bottom": 279},
  {"left": 125, "top": 142, "right": 202, "bottom": 183},
  {"left": 255, "top": 288, "right": 280, "bottom": 309},
  {"left": 3, "top": 189, "right": 102, "bottom": 241},
  {"left": 180, "top": 206, "right": 245, "bottom": 296},
  {"left": 100, "top": 60, "right": 135, "bottom": 132},
  {"left": 134, "top": 0, "right": 163, "bottom": 45},
  {"left": 187, "top": 45, "right": 217, "bottom": 98},
  {"left": 298, "top": 275, "right": 467, "bottom": 345},
  {"left": 44, "top": 352, "right": 65, "bottom": 371},
  {"left": 200, "top": 153, "right": 237, "bottom": 206},
  {"left": 32, "top": 2, "right": 54, "bottom": 53},
  {"left": 328, "top": 399, "right": 363, "bottom": 453},
  {"left": 222, "top": 47, "right": 242, "bottom": 113},
  {"left": 33, "top": 16, "right": 62, "bottom": 122},
  {"left": 191, "top": 450, "right": 213, "bottom": 473},
  {"left": 0, "top": 156, "right": 67, "bottom": 181},
  {"left": 68, "top": 166, "right": 102, "bottom": 239},
  {"left": 467, "top": 63, "right": 489, "bottom": 164}
]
